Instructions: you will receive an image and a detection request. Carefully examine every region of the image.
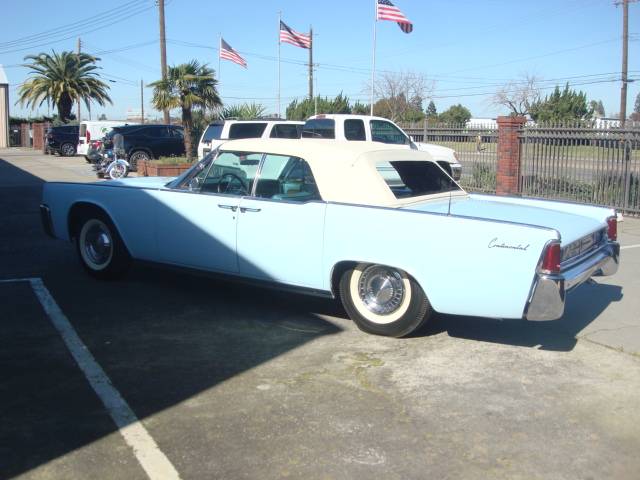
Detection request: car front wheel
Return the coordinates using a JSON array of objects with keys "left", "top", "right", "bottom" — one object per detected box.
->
[
  {"left": 76, "top": 213, "right": 131, "bottom": 279},
  {"left": 339, "top": 263, "right": 432, "bottom": 337}
]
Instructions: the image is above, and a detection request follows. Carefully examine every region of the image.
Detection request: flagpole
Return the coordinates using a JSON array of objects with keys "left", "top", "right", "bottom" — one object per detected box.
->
[
  {"left": 277, "top": 11, "right": 282, "bottom": 118},
  {"left": 218, "top": 33, "right": 222, "bottom": 98},
  {"left": 370, "top": 0, "right": 377, "bottom": 115}
]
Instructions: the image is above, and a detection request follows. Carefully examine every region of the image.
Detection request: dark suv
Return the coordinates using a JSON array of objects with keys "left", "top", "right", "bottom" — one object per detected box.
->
[
  {"left": 45, "top": 125, "right": 79, "bottom": 156},
  {"left": 102, "top": 124, "right": 185, "bottom": 170}
]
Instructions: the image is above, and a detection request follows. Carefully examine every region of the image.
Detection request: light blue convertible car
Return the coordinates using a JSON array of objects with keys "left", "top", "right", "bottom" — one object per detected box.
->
[{"left": 40, "top": 139, "right": 620, "bottom": 337}]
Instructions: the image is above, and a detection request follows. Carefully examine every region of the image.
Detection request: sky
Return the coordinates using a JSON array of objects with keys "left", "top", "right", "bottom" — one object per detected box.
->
[{"left": 1, "top": 0, "right": 639, "bottom": 121}]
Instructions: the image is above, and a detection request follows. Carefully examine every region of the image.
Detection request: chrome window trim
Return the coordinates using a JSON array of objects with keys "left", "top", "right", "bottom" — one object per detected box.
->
[{"left": 326, "top": 200, "right": 561, "bottom": 234}]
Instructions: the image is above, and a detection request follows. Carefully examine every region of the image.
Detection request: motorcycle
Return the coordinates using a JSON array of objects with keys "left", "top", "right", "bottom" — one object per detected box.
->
[{"left": 89, "top": 133, "right": 130, "bottom": 180}]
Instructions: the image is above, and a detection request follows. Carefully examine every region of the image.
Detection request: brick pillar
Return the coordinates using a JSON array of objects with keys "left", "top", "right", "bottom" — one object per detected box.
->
[
  {"left": 32, "top": 123, "right": 45, "bottom": 150},
  {"left": 20, "top": 123, "right": 30, "bottom": 147},
  {"left": 496, "top": 116, "right": 526, "bottom": 196}
]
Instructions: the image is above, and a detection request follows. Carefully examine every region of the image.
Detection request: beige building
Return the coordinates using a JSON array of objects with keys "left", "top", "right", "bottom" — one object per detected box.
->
[{"left": 0, "top": 65, "right": 9, "bottom": 148}]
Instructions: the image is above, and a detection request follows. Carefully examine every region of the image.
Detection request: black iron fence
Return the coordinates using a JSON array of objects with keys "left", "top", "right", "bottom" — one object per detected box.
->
[
  {"left": 520, "top": 125, "right": 640, "bottom": 215},
  {"left": 400, "top": 121, "right": 640, "bottom": 215}
]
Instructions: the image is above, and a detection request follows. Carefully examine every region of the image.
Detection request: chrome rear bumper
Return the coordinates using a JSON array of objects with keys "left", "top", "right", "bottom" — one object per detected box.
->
[{"left": 524, "top": 242, "right": 619, "bottom": 321}]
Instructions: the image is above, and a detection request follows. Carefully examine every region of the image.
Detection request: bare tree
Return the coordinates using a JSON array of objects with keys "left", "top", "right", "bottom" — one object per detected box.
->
[
  {"left": 492, "top": 73, "right": 541, "bottom": 117},
  {"left": 367, "top": 71, "right": 435, "bottom": 122}
]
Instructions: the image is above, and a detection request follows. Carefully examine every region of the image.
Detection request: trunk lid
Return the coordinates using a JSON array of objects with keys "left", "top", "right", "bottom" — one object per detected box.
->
[{"left": 403, "top": 194, "right": 604, "bottom": 245}]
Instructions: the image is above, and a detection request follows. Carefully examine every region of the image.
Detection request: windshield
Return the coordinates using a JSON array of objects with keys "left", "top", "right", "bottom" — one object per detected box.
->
[
  {"left": 377, "top": 161, "right": 461, "bottom": 199},
  {"left": 168, "top": 149, "right": 217, "bottom": 190},
  {"left": 370, "top": 120, "right": 409, "bottom": 145}
]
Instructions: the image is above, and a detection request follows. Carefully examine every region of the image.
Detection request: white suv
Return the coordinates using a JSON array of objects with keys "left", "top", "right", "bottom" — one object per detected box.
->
[{"left": 197, "top": 120, "right": 304, "bottom": 158}]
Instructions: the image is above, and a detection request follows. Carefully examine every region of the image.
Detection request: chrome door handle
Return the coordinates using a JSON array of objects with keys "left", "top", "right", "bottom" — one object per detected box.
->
[
  {"left": 218, "top": 204, "right": 237, "bottom": 212},
  {"left": 240, "top": 207, "right": 261, "bottom": 213}
]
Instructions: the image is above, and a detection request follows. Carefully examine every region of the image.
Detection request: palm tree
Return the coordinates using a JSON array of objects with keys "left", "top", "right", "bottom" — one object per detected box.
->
[
  {"left": 149, "top": 60, "right": 222, "bottom": 160},
  {"left": 17, "top": 51, "right": 112, "bottom": 123},
  {"left": 222, "top": 102, "right": 266, "bottom": 120}
]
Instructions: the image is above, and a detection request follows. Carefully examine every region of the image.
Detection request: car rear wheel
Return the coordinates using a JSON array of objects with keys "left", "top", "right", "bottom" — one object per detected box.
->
[
  {"left": 60, "top": 143, "right": 77, "bottom": 156},
  {"left": 339, "top": 263, "right": 432, "bottom": 337},
  {"left": 75, "top": 212, "right": 131, "bottom": 279},
  {"left": 129, "top": 150, "right": 151, "bottom": 171}
]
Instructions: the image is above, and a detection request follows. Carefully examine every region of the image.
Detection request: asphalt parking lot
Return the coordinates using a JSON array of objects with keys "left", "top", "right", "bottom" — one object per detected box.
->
[{"left": 1, "top": 147, "right": 639, "bottom": 480}]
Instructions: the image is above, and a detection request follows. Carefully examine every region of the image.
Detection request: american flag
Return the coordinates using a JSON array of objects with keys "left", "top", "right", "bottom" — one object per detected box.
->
[
  {"left": 219, "top": 38, "right": 247, "bottom": 68},
  {"left": 279, "top": 21, "right": 311, "bottom": 49},
  {"left": 376, "top": 0, "right": 413, "bottom": 34}
]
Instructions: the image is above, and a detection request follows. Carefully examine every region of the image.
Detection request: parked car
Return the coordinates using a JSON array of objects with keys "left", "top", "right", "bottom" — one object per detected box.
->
[
  {"left": 78, "top": 120, "right": 137, "bottom": 158},
  {"left": 302, "top": 114, "right": 463, "bottom": 180},
  {"left": 101, "top": 124, "right": 186, "bottom": 170},
  {"left": 45, "top": 125, "right": 79, "bottom": 156},
  {"left": 197, "top": 119, "right": 304, "bottom": 158},
  {"left": 40, "top": 139, "right": 619, "bottom": 337}
]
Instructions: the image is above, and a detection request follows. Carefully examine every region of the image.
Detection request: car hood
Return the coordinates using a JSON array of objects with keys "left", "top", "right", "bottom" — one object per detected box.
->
[
  {"left": 414, "top": 142, "right": 455, "bottom": 159},
  {"left": 402, "top": 194, "right": 603, "bottom": 244},
  {"left": 104, "top": 176, "right": 175, "bottom": 189}
]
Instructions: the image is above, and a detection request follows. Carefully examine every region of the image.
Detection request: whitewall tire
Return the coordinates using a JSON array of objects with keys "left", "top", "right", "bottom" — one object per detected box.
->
[
  {"left": 75, "top": 212, "right": 131, "bottom": 279},
  {"left": 340, "top": 263, "right": 432, "bottom": 337}
]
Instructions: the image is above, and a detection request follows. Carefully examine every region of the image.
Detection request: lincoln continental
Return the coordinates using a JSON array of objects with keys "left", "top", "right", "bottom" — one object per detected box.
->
[{"left": 40, "top": 139, "right": 620, "bottom": 337}]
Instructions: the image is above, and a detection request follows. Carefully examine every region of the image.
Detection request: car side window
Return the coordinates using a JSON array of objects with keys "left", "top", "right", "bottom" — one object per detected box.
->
[
  {"left": 171, "top": 128, "right": 184, "bottom": 139},
  {"left": 228, "top": 123, "right": 267, "bottom": 139},
  {"left": 370, "top": 120, "right": 409, "bottom": 145},
  {"left": 301, "top": 119, "right": 335, "bottom": 139},
  {"left": 199, "top": 151, "right": 262, "bottom": 195},
  {"left": 270, "top": 124, "right": 302, "bottom": 139},
  {"left": 254, "top": 154, "right": 321, "bottom": 202},
  {"left": 344, "top": 119, "right": 366, "bottom": 141}
]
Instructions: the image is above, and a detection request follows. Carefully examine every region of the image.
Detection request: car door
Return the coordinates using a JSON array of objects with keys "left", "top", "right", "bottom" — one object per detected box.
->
[
  {"left": 236, "top": 154, "right": 326, "bottom": 289},
  {"left": 151, "top": 151, "right": 261, "bottom": 273},
  {"left": 170, "top": 127, "right": 185, "bottom": 156}
]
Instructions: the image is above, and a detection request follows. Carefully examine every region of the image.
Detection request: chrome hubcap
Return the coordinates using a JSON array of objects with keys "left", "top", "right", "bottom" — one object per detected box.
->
[
  {"left": 358, "top": 265, "right": 405, "bottom": 315},
  {"left": 84, "top": 223, "right": 112, "bottom": 266}
]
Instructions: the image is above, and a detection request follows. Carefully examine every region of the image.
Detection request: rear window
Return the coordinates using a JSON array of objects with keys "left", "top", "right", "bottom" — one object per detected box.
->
[
  {"left": 270, "top": 124, "right": 302, "bottom": 139},
  {"left": 228, "top": 123, "right": 268, "bottom": 139},
  {"left": 202, "top": 124, "right": 223, "bottom": 142},
  {"left": 377, "top": 161, "right": 461, "bottom": 199},
  {"left": 301, "top": 119, "right": 335, "bottom": 139}
]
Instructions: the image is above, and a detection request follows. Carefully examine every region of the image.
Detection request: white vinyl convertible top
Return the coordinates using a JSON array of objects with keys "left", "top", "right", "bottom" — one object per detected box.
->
[{"left": 219, "top": 138, "right": 462, "bottom": 207}]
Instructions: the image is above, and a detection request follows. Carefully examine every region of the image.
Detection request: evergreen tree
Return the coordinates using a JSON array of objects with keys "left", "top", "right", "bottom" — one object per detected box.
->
[
  {"left": 426, "top": 100, "right": 437, "bottom": 119},
  {"left": 438, "top": 104, "right": 471, "bottom": 124},
  {"left": 529, "top": 84, "right": 592, "bottom": 123}
]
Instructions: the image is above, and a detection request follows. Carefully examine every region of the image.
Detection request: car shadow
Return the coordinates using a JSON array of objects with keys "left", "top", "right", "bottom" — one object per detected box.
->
[
  {"left": 0, "top": 156, "right": 343, "bottom": 478},
  {"left": 415, "top": 281, "right": 623, "bottom": 351}
]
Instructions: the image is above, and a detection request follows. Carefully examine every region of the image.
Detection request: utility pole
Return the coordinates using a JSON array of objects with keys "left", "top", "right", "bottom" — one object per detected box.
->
[
  {"left": 308, "top": 26, "right": 313, "bottom": 100},
  {"left": 158, "top": 0, "right": 169, "bottom": 124},
  {"left": 141, "top": 79, "right": 145, "bottom": 124},
  {"left": 77, "top": 37, "right": 81, "bottom": 123},
  {"left": 619, "top": 0, "right": 629, "bottom": 127}
]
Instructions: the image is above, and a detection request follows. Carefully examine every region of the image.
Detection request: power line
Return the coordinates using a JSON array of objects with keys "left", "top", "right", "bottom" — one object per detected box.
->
[
  {"left": 0, "top": 0, "right": 146, "bottom": 48},
  {"left": 0, "top": 1, "right": 155, "bottom": 55}
]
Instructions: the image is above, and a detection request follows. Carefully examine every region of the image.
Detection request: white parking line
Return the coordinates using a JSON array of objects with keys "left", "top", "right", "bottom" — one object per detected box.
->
[
  {"left": 2, "top": 277, "right": 181, "bottom": 480},
  {"left": 621, "top": 244, "right": 640, "bottom": 250}
]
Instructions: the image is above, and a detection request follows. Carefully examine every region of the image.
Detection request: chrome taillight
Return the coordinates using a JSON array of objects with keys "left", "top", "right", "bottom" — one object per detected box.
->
[
  {"left": 607, "top": 216, "right": 617, "bottom": 241},
  {"left": 541, "top": 241, "right": 561, "bottom": 274}
]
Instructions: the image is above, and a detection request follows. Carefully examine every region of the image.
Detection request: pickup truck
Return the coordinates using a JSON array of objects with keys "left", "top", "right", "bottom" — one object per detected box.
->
[{"left": 302, "top": 114, "right": 462, "bottom": 180}]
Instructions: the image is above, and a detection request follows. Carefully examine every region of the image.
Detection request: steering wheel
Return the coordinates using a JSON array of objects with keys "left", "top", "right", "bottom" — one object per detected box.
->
[{"left": 217, "top": 173, "right": 248, "bottom": 195}]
